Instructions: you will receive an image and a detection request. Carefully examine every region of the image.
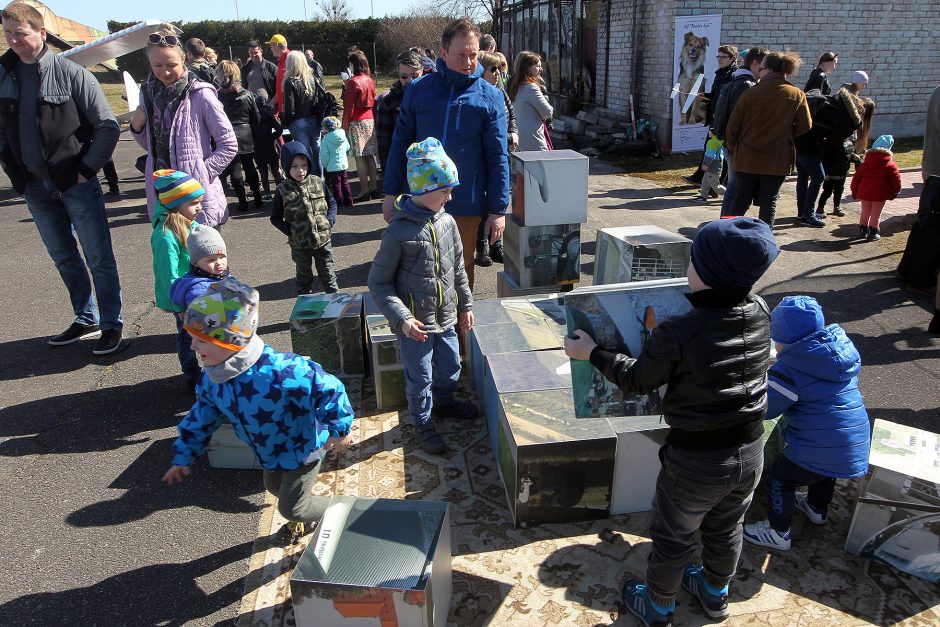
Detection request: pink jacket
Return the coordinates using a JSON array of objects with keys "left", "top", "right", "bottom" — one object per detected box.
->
[{"left": 133, "top": 80, "right": 237, "bottom": 227}]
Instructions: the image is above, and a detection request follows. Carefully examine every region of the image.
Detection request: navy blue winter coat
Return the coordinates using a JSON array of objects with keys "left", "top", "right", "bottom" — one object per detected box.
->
[
  {"left": 768, "top": 324, "right": 870, "bottom": 478},
  {"left": 383, "top": 58, "right": 510, "bottom": 218}
]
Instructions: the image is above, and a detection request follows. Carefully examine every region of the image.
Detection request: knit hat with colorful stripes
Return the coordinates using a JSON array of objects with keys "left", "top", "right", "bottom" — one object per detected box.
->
[{"left": 153, "top": 169, "right": 205, "bottom": 210}]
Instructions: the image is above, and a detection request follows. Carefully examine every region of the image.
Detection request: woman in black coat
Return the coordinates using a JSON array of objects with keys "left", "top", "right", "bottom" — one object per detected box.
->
[
  {"left": 804, "top": 51, "right": 838, "bottom": 95},
  {"left": 216, "top": 61, "right": 263, "bottom": 210},
  {"left": 684, "top": 45, "right": 738, "bottom": 186}
]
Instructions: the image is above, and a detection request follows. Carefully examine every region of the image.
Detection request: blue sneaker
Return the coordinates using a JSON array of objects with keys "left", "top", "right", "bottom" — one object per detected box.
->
[
  {"left": 681, "top": 564, "right": 730, "bottom": 619},
  {"left": 621, "top": 580, "right": 674, "bottom": 627}
]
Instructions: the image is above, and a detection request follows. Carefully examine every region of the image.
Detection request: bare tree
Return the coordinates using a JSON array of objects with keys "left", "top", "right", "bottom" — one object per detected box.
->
[{"left": 316, "top": 0, "right": 353, "bottom": 21}]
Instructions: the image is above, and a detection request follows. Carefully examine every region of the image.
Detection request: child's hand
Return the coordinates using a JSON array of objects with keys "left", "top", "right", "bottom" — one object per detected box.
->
[
  {"left": 564, "top": 329, "right": 598, "bottom": 361},
  {"left": 459, "top": 310, "right": 474, "bottom": 331},
  {"left": 162, "top": 465, "right": 191, "bottom": 485},
  {"left": 327, "top": 434, "right": 354, "bottom": 453},
  {"left": 401, "top": 318, "right": 428, "bottom": 342}
]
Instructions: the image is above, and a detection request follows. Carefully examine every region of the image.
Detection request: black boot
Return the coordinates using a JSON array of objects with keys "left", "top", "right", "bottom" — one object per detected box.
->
[
  {"left": 233, "top": 180, "right": 249, "bottom": 212},
  {"left": 251, "top": 183, "right": 263, "bottom": 208},
  {"left": 475, "top": 235, "right": 492, "bottom": 267},
  {"left": 489, "top": 238, "right": 504, "bottom": 263}
]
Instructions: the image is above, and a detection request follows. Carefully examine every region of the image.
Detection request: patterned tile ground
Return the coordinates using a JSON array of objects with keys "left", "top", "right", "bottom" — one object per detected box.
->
[{"left": 237, "top": 377, "right": 940, "bottom": 626}]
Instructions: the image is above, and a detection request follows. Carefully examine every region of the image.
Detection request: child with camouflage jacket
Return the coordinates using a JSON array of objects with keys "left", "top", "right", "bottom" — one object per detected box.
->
[{"left": 270, "top": 141, "right": 339, "bottom": 294}]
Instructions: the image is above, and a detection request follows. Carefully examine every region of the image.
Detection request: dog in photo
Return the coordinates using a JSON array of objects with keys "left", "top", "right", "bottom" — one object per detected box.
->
[{"left": 677, "top": 31, "right": 708, "bottom": 125}]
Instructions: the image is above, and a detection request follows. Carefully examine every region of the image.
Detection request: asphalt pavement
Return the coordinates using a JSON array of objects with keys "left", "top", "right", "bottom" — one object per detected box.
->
[{"left": 0, "top": 136, "right": 937, "bottom": 626}]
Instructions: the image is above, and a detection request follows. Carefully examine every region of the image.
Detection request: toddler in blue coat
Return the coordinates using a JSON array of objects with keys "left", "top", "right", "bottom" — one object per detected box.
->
[{"left": 744, "top": 295, "right": 871, "bottom": 551}]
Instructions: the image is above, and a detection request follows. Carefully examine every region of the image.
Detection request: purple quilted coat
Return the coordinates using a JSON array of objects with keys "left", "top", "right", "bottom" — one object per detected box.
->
[{"left": 133, "top": 79, "right": 237, "bottom": 227}]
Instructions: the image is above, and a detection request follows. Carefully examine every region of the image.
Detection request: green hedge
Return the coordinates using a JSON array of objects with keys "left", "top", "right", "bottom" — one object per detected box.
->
[{"left": 108, "top": 18, "right": 393, "bottom": 81}]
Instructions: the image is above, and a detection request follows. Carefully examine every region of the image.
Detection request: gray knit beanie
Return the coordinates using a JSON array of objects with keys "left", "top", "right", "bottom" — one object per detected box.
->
[{"left": 186, "top": 224, "right": 227, "bottom": 263}]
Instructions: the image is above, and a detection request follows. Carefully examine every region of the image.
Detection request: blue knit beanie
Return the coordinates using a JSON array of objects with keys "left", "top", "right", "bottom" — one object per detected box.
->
[
  {"left": 690, "top": 217, "right": 779, "bottom": 289},
  {"left": 406, "top": 137, "right": 459, "bottom": 196},
  {"left": 872, "top": 134, "right": 894, "bottom": 151},
  {"left": 771, "top": 295, "right": 825, "bottom": 344}
]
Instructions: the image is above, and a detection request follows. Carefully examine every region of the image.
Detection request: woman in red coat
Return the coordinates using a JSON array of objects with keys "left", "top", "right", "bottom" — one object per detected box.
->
[
  {"left": 343, "top": 50, "right": 378, "bottom": 202},
  {"left": 851, "top": 134, "right": 902, "bottom": 241}
]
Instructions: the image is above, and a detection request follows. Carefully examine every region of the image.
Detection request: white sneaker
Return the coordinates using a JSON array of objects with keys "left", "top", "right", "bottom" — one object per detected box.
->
[
  {"left": 743, "top": 519, "right": 791, "bottom": 550},
  {"left": 795, "top": 492, "right": 828, "bottom": 525},
  {"left": 716, "top": 184, "right": 727, "bottom": 196}
]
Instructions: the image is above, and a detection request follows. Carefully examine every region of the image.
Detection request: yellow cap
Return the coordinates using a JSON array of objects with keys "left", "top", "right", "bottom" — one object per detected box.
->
[{"left": 265, "top": 34, "right": 287, "bottom": 45}]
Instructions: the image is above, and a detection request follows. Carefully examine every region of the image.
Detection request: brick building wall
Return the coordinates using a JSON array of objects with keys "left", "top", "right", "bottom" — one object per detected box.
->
[{"left": 596, "top": 0, "right": 938, "bottom": 148}]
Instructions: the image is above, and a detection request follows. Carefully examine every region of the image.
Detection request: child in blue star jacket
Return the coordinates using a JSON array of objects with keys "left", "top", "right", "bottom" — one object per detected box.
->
[{"left": 162, "top": 276, "right": 354, "bottom": 535}]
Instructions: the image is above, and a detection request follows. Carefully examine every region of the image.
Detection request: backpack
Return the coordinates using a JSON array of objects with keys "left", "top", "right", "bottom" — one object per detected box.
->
[
  {"left": 314, "top": 80, "right": 339, "bottom": 120},
  {"left": 804, "top": 88, "right": 841, "bottom": 133}
]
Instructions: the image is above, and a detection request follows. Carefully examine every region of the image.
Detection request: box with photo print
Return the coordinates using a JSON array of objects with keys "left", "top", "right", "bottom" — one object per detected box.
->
[{"left": 290, "top": 293, "right": 364, "bottom": 377}]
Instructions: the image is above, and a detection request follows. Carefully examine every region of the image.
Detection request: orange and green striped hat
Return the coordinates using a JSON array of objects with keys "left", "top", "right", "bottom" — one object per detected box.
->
[{"left": 153, "top": 169, "right": 205, "bottom": 210}]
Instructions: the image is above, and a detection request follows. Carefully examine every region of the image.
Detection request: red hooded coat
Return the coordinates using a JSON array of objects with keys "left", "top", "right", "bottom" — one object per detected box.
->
[{"left": 851, "top": 149, "right": 902, "bottom": 202}]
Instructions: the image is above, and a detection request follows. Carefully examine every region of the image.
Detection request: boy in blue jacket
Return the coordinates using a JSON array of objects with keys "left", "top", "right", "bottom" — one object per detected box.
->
[
  {"left": 744, "top": 295, "right": 871, "bottom": 551},
  {"left": 162, "top": 276, "right": 355, "bottom": 540},
  {"left": 169, "top": 224, "right": 231, "bottom": 309}
]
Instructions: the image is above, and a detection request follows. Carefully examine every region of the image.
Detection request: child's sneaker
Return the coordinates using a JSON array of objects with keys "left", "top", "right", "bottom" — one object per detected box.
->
[
  {"left": 794, "top": 492, "right": 828, "bottom": 524},
  {"left": 431, "top": 398, "right": 479, "bottom": 421},
  {"left": 416, "top": 422, "right": 446, "bottom": 455},
  {"left": 681, "top": 564, "right": 729, "bottom": 619},
  {"left": 621, "top": 580, "right": 674, "bottom": 627},
  {"left": 743, "top": 519, "right": 791, "bottom": 550},
  {"left": 691, "top": 195, "right": 708, "bottom": 203}
]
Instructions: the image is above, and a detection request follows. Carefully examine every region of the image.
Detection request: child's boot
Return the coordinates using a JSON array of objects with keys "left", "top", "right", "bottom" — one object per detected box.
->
[
  {"left": 416, "top": 422, "right": 446, "bottom": 455},
  {"left": 681, "top": 564, "right": 729, "bottom": 620},
  {"left": 866, "top": 226, "right": 881, "bottom": 241}
]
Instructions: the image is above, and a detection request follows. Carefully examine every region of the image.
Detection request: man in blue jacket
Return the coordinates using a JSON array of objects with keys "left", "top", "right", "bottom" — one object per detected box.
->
[{"left": 382, "top": 17, "right": 510, "bottom": 289}]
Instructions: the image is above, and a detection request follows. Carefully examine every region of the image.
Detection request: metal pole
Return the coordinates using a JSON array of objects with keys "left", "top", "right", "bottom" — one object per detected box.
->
[
  {"left": 371, "top": 0, "right": 377, "bottom": 73},
  {"left": 235, "top": 0, "right": 239, "bottom": 19},
  {"left": 303, "top": 0, "right": 307, "bottom": 21}
]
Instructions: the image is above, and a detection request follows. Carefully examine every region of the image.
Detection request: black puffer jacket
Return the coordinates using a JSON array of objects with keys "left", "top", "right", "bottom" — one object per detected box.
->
[
  {"left": 706, "top": 63, "right": 737, "bottom": 125},
  {"left": 217, "top": 86, "right": 259, "bottom": 154},
  {"left": 589, "top": 290, "right": 771, "bottom": 450},
  {"left": 710, "top": 69, "right": 757, "bottom": 141}
]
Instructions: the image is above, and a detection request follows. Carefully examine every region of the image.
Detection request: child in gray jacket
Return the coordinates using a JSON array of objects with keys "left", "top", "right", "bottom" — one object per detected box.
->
[{"left": 367, "top": 138, "right": 476, "bottom": 455}]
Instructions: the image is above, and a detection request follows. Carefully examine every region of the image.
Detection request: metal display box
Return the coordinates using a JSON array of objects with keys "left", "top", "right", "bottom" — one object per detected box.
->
[
  {"left": 291, "top": 497, "right": 452, "bottom": 626},
  {"left": 606, "top": 415, "right": 669, "bottom": 514},
  {"left": 207, "top": 422, "right": 263, "bottom": 470},
  {"left": 496, "top": 271, "right": 572, "bottom": 298},
  {"left": 845, "top": 420, "right": 940, "bottom": 583},
  {"left": 365, "top": 313, "right": 407, "bottom": 410},
  {"left": 593, "top": 226, "right": 691, "bottom": 286},
  {"left": 503, "top": 216, "right": 581, "bottom": 289},
  {"left": 290, "top": 293, "right": 364, "bottom": 377},
  {"left": 511, "top": 150, "right": 589, "bottom": 226}
]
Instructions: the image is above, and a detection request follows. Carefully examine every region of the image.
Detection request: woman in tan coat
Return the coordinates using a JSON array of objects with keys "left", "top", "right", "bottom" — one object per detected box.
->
[{"left": 725, "top": 51, "right": 812, "bottom": 225}]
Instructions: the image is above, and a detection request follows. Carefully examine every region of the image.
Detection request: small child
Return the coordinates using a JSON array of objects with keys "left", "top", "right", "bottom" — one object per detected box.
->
[
  {"left": 564, "top": 217, "right": 780, "bottom": 625},
  {"left": 151, "top": 169, "right": 205, "bottom": 385},
  {"left": 170, "top": 224, "right": 231, "bottom": 309},
  {"left": 693, "top": 135, "right": 726, "bottom": 203},
  {"left": 162, "top": 276, "right": 355, "bottom": 540},
  {"left": 319, "top": 116, "right": 354, "bottom": 208},
  {"left": 252, "top": 90, "right": 283, "bottom": 198},
  {"left": 367, "top": 138, "right": 477, "bottom": 455},
  {"left": 743, "top": 296, "right": 870, "bottom": 551},
  {"left": 270, "top": 141, "right": 339, "bottom": 295},
  {"left": 851, "top": 134, "right": 902, "bottom": 241}
]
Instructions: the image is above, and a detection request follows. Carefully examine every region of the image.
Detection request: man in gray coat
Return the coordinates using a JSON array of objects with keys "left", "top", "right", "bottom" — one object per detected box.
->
[{"left": 0, "top": 3, "right": 123, "bottom": 354}]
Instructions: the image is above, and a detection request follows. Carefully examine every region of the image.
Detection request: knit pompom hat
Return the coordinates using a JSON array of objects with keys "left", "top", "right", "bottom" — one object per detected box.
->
[
  {"left": 183, "top": 276, "right": 259, "bottom": 351},
  {"left": 153, "top": 169, "right": 204, "bottom": 210},
  {"left": 186, "top": 224, "right": 226, "bottom": 263},
  {"left": 321, "top": 116, "right": 341, "bottom": 132},
  {"left": 406, "top": 137, "right": 459, "bottom": 196}
]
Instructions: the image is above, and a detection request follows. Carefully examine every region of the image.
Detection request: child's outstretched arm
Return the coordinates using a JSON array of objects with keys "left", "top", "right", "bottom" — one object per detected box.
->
[
  {"left": 567, "top": 325, "right": 679, "bottom": 394},
  {"left": 162, "top": 397, "right": 225, "bottom": 483},
  {"left": 269, "top": 191, "right": 291, "bottom": 237}
]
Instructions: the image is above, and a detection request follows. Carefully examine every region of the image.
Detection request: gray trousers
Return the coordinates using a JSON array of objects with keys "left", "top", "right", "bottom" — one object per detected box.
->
[
  {"left": 646, "top": 438, "right": 763, "bottom": 604},
  {"left": 292, "top": 241, "right": 339, "bottom": 293},
  {"left": 263, "top": 459, "right": 330, "bottom": 524}
]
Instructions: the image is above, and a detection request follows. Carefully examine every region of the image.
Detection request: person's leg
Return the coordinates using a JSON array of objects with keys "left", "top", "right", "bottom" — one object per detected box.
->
[
  {"left": 60, "top": 177, "right": 124, "bottom": 331},
  {"left": 719, "top": 156, "right": 737, "bottom": 214},
  {"left": 398, "top": 332, "right": 444, "bottom": 453},
  {"left": 805, "top": 153, "right": 826, "bottom": 219},
  {"left": 763, "top": 453, "right": 811, "bottom": 534},
  {"left": 241, "top": 153, "right": 262, "bottom": 206},
  {"left": 722, "top": 171, "right": 756, "bottom": 218},
  {"left": 805, "top": 476, "right": 837, "bottom": 515},
  {"left": 274, "top": 459, "right": 330, "bottom": 523},
  {"left": 430, "top": 327, "right": 462, "bottom": 406},
  {"left": 24, "top": 180, "right": 99, "bottom": 328},
  {"left": 453, "top": 215, "right": 482, "bottom": 290},
  {"left": 263, "top": 468, "right": 283, "bottom": 498},
  {"left": 830, "top": 177, "right": 846, "bottom": 215},
  {"left": 310, "top": 133, "right": 323, "bottom": 179},
  {"left": 291, "top": 246, "right": 315, "bottom": 294},
  {"left": 365, "top": 155, "right": 378, "bottom": 193},
  {"left": 174, "top": 312, "right": 201, "bottom": 380},
  {"left": 817, "top": 177, "right": 834, "bottom": 213},
  {"left": 230, "top": 157, "right": 249, "bottom": 211},
  {"left": 867, "top": 200, "right": 887, "bottom": 234},
  {"left": 354, "top": 157, "right": 371, "bottom": 198},
  {"left": 697, "top": 175, "right": 711, "bottom": 201},
  {"left": 339, "top": 170, "right": 354, "bottom": 207},
  {"left": 475, "top": 218, "right": 491, "bottom": 265},
  {"left": 312, "top": 241, "right": 339, "bottom": 292},
  {"left": 270, "top": 152, "right": 284, "bottom": 184},
  {"left": 795, "top": 153, "right": 810, "bottom": 217},
  {"left": 756, "top": 175, "right": 785, "bottom": 226},
  {"left": 859, "top": 200, "right": 874, "bottom": 234},
  {"left": 289, "top": 119, "right": 315, "bottom": 159}
]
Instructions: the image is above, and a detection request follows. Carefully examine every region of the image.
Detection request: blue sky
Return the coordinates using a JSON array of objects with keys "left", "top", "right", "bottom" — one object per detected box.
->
[{"left": 40, "top": 1, "right": 418, "bottom": 33}]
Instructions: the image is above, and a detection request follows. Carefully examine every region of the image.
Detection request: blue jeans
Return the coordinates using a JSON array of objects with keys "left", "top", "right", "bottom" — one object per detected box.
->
[
  {"left": 720, "top": 150, "right": 737, "bottom": 215},
  {"left": 288, "top": 118, "right": 322, "bottom": 177},
  {"left": 398, "top": 326, "right": 461, "bottom": 427},
  {"left": 795, "top": 150, "right": 825, "bottom": 217},
  {"left": 174, "top": 313, "right": 201, "bottom": 380},
  {"left": 24, "top": 177, "right": 123, "bottom": 330},
  {"left": 646, "top": 438, "right": 763, "bottom": 602},
  {"left": 766, "top": 453, "right": 835, "bottom": 533}
]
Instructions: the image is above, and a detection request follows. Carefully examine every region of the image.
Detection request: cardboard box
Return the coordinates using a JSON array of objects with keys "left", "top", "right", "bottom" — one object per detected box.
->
[
  {"left": 497, "top": 271, "right": 573, "bottom": 298},
  {"left": 496, "top": 388, "right": 617, "bottom": 526},
  {"left": 291, "top": 497, "right": 451, "bottom": 626},
  {"left": 845, "top": 420, "right": 940, "bottom": 583},
  {"left": 482, "top": 350, "right": 572, "bottom": 462},
  {"left": 503, "top": 216, "right": 581, "bottom": 288},
  {"left": 365, "top": 313, "right": 407, "bottom": 410},
  {"left": 593, "top": 226, "right": 691, "bottom": 286},
  {"left": 207, "top": 422, "right": 262, "bottom": 470},
  {"left": 290, "top": 293, "right": 364, "bottom": 377},
  {"left": 511, "top": 150, "right": 589, "bottom": 226}
]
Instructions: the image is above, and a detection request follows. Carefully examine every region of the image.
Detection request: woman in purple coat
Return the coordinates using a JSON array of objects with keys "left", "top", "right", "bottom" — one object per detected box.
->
[{"left": 130, "top": 29, "right": 237, "bottom": 228}]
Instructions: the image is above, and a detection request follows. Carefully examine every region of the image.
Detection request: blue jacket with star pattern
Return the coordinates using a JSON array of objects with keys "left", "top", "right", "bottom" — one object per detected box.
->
[{"left": 171, "top": 344, "right": 354, "bottom": 470}]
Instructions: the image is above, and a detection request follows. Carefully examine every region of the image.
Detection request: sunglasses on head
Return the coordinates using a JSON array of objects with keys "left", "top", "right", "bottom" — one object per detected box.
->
[{"left": 148, "top": 33, "right": 181, "bottom": 48}]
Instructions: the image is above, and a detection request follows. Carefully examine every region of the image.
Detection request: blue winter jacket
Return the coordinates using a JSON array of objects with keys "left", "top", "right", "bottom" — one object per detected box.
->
[
  {"left": 171, "top": 344, "right": 354, "bottom": 470},
  {"left": 768, "top": 324, "right": 870, "bottom": 478},
  {"left": 169, "top": 273, "right": 216, "bottom": 309},
  {"left": 383, "top": 58, "right": 510, "bottom": 218}
]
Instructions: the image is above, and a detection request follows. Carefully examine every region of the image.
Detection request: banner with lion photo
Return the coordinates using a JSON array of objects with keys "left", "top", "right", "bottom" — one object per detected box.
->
[{"left": 671, "top": 14, "right": 723, "bottom": 153}]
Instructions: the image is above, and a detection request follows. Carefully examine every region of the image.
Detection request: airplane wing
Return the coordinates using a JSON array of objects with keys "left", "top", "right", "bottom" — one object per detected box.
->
[{"left": 60, "top": 20, "right": 181, "bottom": 70}]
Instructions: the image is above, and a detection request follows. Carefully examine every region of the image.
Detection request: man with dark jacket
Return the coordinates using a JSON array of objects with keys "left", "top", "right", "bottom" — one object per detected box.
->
[
  {"left": 712, "top": 47, "right": 767, "bottom": 215},
  {"left": 304, "top": 49, "right": 324, "bottom": 83},
  {"left": 382, "top": 18, "right": 510, "bottom": 290},
  {"left": 242, "top": 40, "right": 277, "bottom": 97},
  {"left": 374, "top": 50, "right": 423, "bottom": 172},
  {"left": 0, "top": 3, "right": 123, "bottom": 354},
  {"left": 565, "top": 217, "right": 779, "bottom": 626}
]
